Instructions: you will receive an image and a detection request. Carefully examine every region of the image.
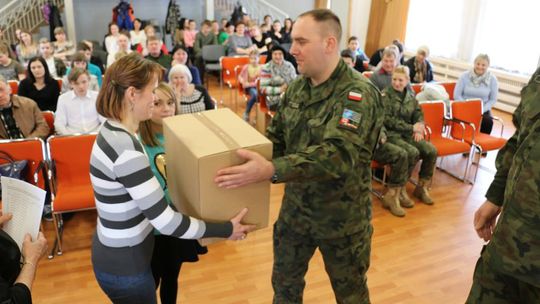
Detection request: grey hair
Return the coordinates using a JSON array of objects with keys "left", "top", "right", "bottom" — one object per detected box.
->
[
  {"left": 474, "top": 53, "right": 490, "bottom": 65},
  {"left": 168, "top": 64, "right": 193, "bottom": 84}
]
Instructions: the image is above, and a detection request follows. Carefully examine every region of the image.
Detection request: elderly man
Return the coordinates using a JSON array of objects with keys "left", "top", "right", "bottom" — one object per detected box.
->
[
  {"left": 215, "top": 9, "right": 383, "bottom": 303},
  {"left": 0, "top": 75, "right": 49, "bottom": 139}
]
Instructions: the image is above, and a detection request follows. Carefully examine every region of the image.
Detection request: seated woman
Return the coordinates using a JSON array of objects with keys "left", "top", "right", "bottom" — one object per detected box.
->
[
  {"left": 404, "top": 45, "right": 433, "bottom": 83},
  {"left": 138, "top": 83, "right": 208, "bottom": 304},
  {"left": 129, "top": 18, "right": 147, "bottom": 49},
  {"left": 168, "top": 64, "right": 214, "bottom": 114},
  {"left": 55, "top": 68, "right": 104, "bottom": 135},
  {"left": 238, "top": 50, "right": 262, "bottom": 122},
  {"left": 17, "top": 56, "right": 60, "bottom": 112},
  {"left": 61, "top": 53, "right": 99, "bottom": 93},
  {"left": 104, "top": 22, "right": 120, "bottom": 54},
  {"left": 15, "top": 29, "right": 38, "bottom": 67},
  {"left": 380, "top": 66, "right": 438, "bottom": 215},
  {"left": 52, "top": 27, "right": 75, "bottom": 63},
  {"left": 259, "top": 45, "right": 297, "bottom": 111},
  {"left": 227, "top": 22, "right": 255, "bottom": 56},
  {"left": 454, "top": 53, "right": 499, "bottom": 135},
  {"left": 250, "top": 24, "right": 272, "bottom": 55},
  {"left": 169, "top": 45, "right": 201, "bottom": 85}
]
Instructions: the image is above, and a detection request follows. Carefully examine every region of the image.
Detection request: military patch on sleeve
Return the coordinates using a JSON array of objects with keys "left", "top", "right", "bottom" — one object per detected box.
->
[
  {"left": 339, "top": 108, "right": 362, "bottom": 130},
  {"left": 348, "top": 91, "right": 363, "bottom": 101}
]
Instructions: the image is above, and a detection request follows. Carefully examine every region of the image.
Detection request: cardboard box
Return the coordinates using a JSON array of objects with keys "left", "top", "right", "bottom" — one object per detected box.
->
[{"left": 163, "top": 108, "right": 272, "bottom": 244}]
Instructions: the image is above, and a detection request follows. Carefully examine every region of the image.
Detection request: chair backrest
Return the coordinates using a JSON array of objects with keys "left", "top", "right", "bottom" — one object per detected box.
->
[
  {"left": 259, "top": 55, "right": 267, "bottom": 64},
  {"left": 450, "top": 99, "right": 482, "bottom": 140},
  {"left": 56, "top": 78, "right": 63, "bottom": 90},
  {"left": 47, "top": 134, "right": 97, "bottom": 189},
  {"left": 420, "top": 101, "right": 446, "bottom": 139},
  {"left": 440, "top": 81, "right": 456, "bottom": 100},
  {"left": 235, "top": 65, "right": 245, "bottom": 96},
  {"left": 362, "top": 71, "right": 373, "bottom": 79},
  {"left": 7, "top": 80, "right": 18, "bottom": 95},
  {"left": 221, "top": 56, "right": 249, "bottom": 88},
  {"left": 202, "top": 45, "right": 226, "bottom": 62},
  {"left": 0, "top": 138, "right": 47, "bottom": 189},
  {"left": 411, "top": 83, "right": 423, "bottom": 95},
  {"left": 257, "top": 78, "right": 269, "bottom": 113},
  {"left": 42, "top": 111, "right": 55, "bottom": 136}
]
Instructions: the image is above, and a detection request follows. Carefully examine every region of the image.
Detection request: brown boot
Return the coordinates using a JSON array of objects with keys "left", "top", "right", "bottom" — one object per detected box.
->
[
  {"left": 382, "top": 187, "right": 406, "bottom": 217},
  {"left": 413, "top": 179, "right": 434, "bottom": 205},
  {"left": 399, "top": 186, "right": 415, "bottom": 208}
]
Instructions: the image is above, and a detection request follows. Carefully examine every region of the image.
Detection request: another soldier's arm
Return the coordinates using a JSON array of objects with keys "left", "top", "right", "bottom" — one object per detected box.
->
[
  {"left": 272, "top": 90, "right": 381, "bottom": 183},
  {"left": 266, "top": 91, "right": 287, "bottom": 158}
]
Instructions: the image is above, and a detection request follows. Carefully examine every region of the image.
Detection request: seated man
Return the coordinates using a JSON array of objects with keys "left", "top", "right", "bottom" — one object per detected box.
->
[
  {"left": 145, "top": 36, "right": 172, "bottom": 70},
  {"left": 346, "top": 36, "right": 368, "bottom": 73},
  {"left": 370, "top": 46, "right": 399, "bottom": 91},
  {"left": 76, "top": 43, "right": 103, "bottom": 87},
  {"left": 106, "top": 31, "right": 132, "bottom": 68},
  {"left": 0, "top": 75, "right": 49, "bottom": 139},
  {"left": 340, "top": 49, "right": 356, "bottom": 69},
  {"left": 39, "top": 38, "right": 67, "bottom": 78},
  {"left": 0, "top": 42, "right": 25, "bottom": 81},
  {"left": 55, "top": 68, "right": 104, "bottom": 135},
  {"left": 259, "top": 44, "right": 297, "bottom": 111}
]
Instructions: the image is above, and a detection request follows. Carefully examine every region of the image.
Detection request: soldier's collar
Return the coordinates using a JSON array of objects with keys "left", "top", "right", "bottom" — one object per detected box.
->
[{"left": 302, "top": 60, "right": 347, "bottom": 107}]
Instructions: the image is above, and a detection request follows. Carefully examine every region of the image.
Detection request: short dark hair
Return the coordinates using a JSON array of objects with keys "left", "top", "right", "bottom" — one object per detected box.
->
[
  {"left": 77, "top": 41, "right": 91, "bottom": 52},
  {"left": 340, "top": 49, "right": 356, "bottom": 62},
  {"left": 348, "top": 36, "right": 358, "bottom": 44},
  {"left": 298, "top": 9, "right": 342, "bottom": 43},
  {"left": 68, "top": 67, "right": 90, "bottom": 83}
]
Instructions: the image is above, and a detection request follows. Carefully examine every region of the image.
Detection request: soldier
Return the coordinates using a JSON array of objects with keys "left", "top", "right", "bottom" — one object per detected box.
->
[
  {"left": 466, "top": 68, "right": 540, "bottom": 303},
  {"left": 382, "top": 66, "right": 437, "bottom": 212},
  {"left": 214, "top": 9, "right": 383, "bottom": 303}
]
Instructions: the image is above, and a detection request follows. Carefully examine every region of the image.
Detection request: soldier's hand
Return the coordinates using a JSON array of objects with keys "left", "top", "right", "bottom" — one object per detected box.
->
[
  {"left": 215, "top": 149, "right": 274, "bottom": 189},
  {"left": 228, "top": 208, "right": 256, "bottom": 241},
  {"left": 474, "top": 200, "right": 501, "bottom": 242},
  {"left": 413, "top": 132, "right": 424, "bottom": 142},
  {"left": 413, "top": 122, "right": 425, "bottom": 134}
]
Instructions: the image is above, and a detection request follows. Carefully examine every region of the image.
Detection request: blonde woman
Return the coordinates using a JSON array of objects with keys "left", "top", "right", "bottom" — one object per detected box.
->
[{"left": 15, "top": 29, "right": 38, "bottom": 67}]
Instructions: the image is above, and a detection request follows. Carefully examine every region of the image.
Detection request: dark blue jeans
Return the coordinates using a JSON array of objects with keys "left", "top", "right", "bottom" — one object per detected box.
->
[
  {"left": 245, "top": 87, "right": 258, "bottom": 114},
  {"left": 94, "top": 268, "right": 157, "bottom": 304}
]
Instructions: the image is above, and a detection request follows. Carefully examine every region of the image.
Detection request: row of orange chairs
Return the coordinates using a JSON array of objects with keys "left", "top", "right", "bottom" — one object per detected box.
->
[{"left": 0, "top": 133, "right": 97, "bottom": 258}]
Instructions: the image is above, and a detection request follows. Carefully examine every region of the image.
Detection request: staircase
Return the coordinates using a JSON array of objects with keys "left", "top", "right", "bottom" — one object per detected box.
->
[
  {"left": 214, "top": 0, "right": 289, "bottom": 24},
  {"left": 0, "top": 0, "right": 64, "bottom": 45}
]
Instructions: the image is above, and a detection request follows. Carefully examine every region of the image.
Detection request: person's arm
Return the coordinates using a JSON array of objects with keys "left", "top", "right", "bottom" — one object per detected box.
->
[
  {"left": 190, "top": 66, "right": 202, "bottom": 86},
  {"left": 198, "top": 85, "right": 215, "bottom": 110},
  {"left": 28, "top": 103, "right": 50, "bottom": 139},
  {"left": 485, "top": 76, "right": 499, "bottom": 112},
  {"left": 53, "top": 96, "right": 68, "bottom": 135},
  {"left": 426, "top": 61, "right": 434, "bottom": 82},
  {"left": 193, "top": 33, "right": 202, "bottom": 56},
  {"left": 238, "top": 64, "right": 248, "bottom": 87},
  {"left": 15, "top": 233, "right": 47, "bottom": 291},
  {"left": 16, "top": 80, "right": 29, "bottom": 97},
  {"left": 453, "top": 73, "right": 466, "bottom": 101}
]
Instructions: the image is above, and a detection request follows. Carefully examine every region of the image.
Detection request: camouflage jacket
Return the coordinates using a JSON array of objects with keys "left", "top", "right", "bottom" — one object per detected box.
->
[
  {"left": 382, "top": 87, "right": 423, "bottom": 140},
  {"left": 484, "top": 68, "right": 540, "bottom": 287},
  {"left": 267, "top": 59, "right": 384, "bottom": 239}
]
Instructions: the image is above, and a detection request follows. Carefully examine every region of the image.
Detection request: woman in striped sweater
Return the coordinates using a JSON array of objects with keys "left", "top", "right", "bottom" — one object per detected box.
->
[{"left": 90, "top": 54, "right": 253, "bottom": 304}]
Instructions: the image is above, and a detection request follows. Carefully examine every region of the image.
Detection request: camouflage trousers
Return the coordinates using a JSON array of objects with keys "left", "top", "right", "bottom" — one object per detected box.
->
[
  {"left": 373, "top": 142, "right": 409, "bottom": 186},
  {"left": 388, "top": 137, "right": 437, "bottom": 180},
  {"left": 466, "top": 246, "right": 540, "bottom": 303},
  {"left": 272, "top": 220, "right": 372, "bottom": 304}
]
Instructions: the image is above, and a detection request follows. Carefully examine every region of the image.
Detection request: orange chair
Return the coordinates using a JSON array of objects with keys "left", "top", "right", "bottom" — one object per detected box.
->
[
  {"left": 363, "top": 61, "right": 369, "bottom": 71},
  {"left": 411, "top": 83, "right": 423, "bottom": 95},
  {"left": 0, "top": 138, "right": 47, "bottom": 190},
  {"left": 221, "top": 56, "right": 250, "bottom": 109},
  {"left": 420, "top": 101, "right": 472, "bottom": 182},
  {"left": 362, "top": 71, "right": 373, "bottom": 79},
  {"left": 440, "top": 81, "right": 456, "bottom": 100},
  {"left": 42, "top": 111, "right": 55, "bottom": 136},
  {"left": 259, "top": 55, "right": 267, "bottom": 64},
  {"left": 47, "top": 133, "right": 97, "bottom": 257},
  {"left": 450, "top": 99, "right": 507, "bottom": 183},
  {"left": 56, "top": 78, "right": 62, "bottom": 90},
  {"left": 7, "top": 80, "right": 18, "bottom": 95}
]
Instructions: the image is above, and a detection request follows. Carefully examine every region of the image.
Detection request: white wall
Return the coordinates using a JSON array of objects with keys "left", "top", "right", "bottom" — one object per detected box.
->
[
  {"left": 348, "top": 0, "right": 371, "bottom": 52},
  {"left": 329, "top": 0, "right": 349, "bottom": 50},
  {"left": 266, "top": 0, "right": 315, "bottom": 19}
]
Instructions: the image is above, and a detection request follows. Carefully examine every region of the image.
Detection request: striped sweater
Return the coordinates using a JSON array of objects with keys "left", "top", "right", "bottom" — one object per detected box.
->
[{"left": 90, "top": 120, "right": 232, "bottom": 275}]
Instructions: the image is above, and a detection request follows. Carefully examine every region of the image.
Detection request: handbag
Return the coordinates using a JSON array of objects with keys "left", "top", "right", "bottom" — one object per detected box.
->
[{"left": 0, "top": 151, "right": 28, "bottom": 196}]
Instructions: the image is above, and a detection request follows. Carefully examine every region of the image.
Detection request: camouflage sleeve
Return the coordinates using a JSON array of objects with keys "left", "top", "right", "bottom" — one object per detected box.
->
[
  {"left": 266, "top": 90, "right": 287, "bottom": 158},
  {"left": 412, "top": 99, "right": 424, "bottom": 124},
  {"left": 383, "top": 97, "right": 414, "bottom": 134},
  {"left": 485, "top": 101, "right": 522, "bottom": 206},
  {"left": 271, "top": 88, "right": 382, "bottom": 182}
]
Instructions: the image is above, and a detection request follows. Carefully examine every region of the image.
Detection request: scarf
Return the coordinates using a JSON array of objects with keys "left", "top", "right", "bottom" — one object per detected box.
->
[
  {"left": 413, "top": 58, "right": 427, "bottom": 83},
  {"left": 470, "top": 70, "right": 492, "bottom": 88}
]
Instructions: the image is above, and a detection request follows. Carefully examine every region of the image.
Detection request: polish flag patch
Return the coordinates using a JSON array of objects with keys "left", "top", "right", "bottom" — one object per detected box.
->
[{"left": 348, "top": 91, "right": 363, "bottom": 101}]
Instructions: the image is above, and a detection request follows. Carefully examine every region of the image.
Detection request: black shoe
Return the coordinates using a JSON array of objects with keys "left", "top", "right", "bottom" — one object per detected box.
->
[{"left": 42, "top": 204, "right": 53, "bottom": 222}]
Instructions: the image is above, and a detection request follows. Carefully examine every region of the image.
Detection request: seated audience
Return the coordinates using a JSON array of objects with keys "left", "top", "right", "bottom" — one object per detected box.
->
[
  {"left": 259, "top": 44, "right": 297, "bottom": 111},
  {"left": 184, "top": 19, "right": 198, "bottom": 55},
  {"left": 104, "top": 22, "right": 121, "bottom": 54},
  {"left": 238, "top": 50, "right": 262, "bottom": 122},
  {"left": 16, "top": 29, "right": 39, "bottom": 67},
  {"left": 129, "top": 18, "right": 147, "bottom": 48},
  {"left": 454, "top": 53, "right": 499, "bottom": 135},
  {"left": 0, "top": 42, "right": 25, "bottom": 81},
  {"left": 17, "top": 57, "right": 60, "bottom": 112},
  {"left": 168, "top": 64, "right": 214, "bottom": 113},
  {"left": 340, "top": 50, "right": 356, "bottom": 69},
  {"left": 0, "top": 212, "right": 48, "bottom": 304},
  {"left": 269, "top": 20, "right": 285, "bottom": 44},
  {"left": 281, "top": 18, "right": 294, "bottom": 44},
  {"left": 137, "top": 25, "right": 169, "bottom": 57},
  {"left": 250, "top": 24, "right": 272, "bottom": 55},
  {"left": 211, "top": 20, "right": 220, "bottom": 37},
  {"left": 106, "top": 31, "right": 132, "bottom": 68},
  {"left": 38, "top": 38, "right": 66, "bottom": 78},
  {"left": 79, "top": 41, "right": 105, "bottom": 74},
  {"left": 405, "top": 45, "right": 433, "bottom": 83},
  {"left": 369, "top": 39, "right": 404, "bottom": 69},
  {"left": 169, "top": 45, "right": 201, "bottom": 85},
  {"left": 218, "top": 22, "right": 234, "bottom": 46},
  {"left": 227, "top": 22, "right": 255, "bottom": 56},
  {"left": 55, "top": 68, "right": 103, "bottom": 135},
  {"left": 346, "top": 36, "right": 368, "bottom": 73},
  {"left": 379, "top": 66, "right": 437, "bottom": 216},
  {"left": 262, "top": 15, "right": 273, "bottom": 33},
  {"left": 370, "top": 46, "right": 399, "bottom": 91},
  {"left": 173, "top": 18, "right": 188, "bottom": 47},
  {"left": 63, "top": 53, "right": 100, "bottom": 92},
  {"left": 52, "top": 27, "right": 75, "bottom": 63},
  {"left": 194, "top": 20, "right": 218, "bottom": 79},
  {"left": 145, "top": 36, "right": 172, "bottom": 70},
  {"left": 0, "top": 75, "right": 50, "bottom": 139}
]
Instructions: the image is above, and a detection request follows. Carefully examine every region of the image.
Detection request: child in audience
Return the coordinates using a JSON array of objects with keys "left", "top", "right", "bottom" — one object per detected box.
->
[
  {"left": 62, "top": 53, "right": 100, "bottom": 92},
  {"left": 138, "top": 82, "right": 209, "bottom": 304},
  {"left": 39, "top": 38, "right": 66, "bottom": 78},
  {"left": 52, "top": 27, "right": 75, "bottom": 63},
  {"left": 238, "top": 50, "right": 262, "bottom": 122},
  {"left": 55, "top": 68, "right": 103, "bottom": 135}
]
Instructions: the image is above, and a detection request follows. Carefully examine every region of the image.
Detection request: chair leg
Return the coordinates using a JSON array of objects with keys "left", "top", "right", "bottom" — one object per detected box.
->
[
  {"left": 52, "top": 213, "right": 64, "bottom": 256},
  {"left": 472, "top": 146, "right": 483, "bottom": 183}
]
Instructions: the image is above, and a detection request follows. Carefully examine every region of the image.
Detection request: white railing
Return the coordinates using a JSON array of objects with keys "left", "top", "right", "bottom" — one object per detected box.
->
[
  {"left": 405, "top": 51, "right": 528, "bottom": 113},
  {"left": 215, "top": 0, "right": 289, "bottom": 24},
  {"left": 0, "top": 0, "right": 64, "bottom": 45}
]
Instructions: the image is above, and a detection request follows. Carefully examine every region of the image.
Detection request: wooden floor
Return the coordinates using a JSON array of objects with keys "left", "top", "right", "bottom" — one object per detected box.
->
[{"left": 31, "top": 77, "right": 516, "bottom": 304}]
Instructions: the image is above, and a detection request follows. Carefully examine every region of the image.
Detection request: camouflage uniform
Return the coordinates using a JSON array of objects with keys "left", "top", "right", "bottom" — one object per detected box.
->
[
  {"left": 382, "top": 87, "right": 437, "bottom": 181},
  {"left": 466, "top": 68, "right": 540, "bottom": 303},
  {"left": 373, "top": 127, "right": 409, "bottom": 187},
  {"left": 267, "top": 59, "right": 383, "bottom": 304}
]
